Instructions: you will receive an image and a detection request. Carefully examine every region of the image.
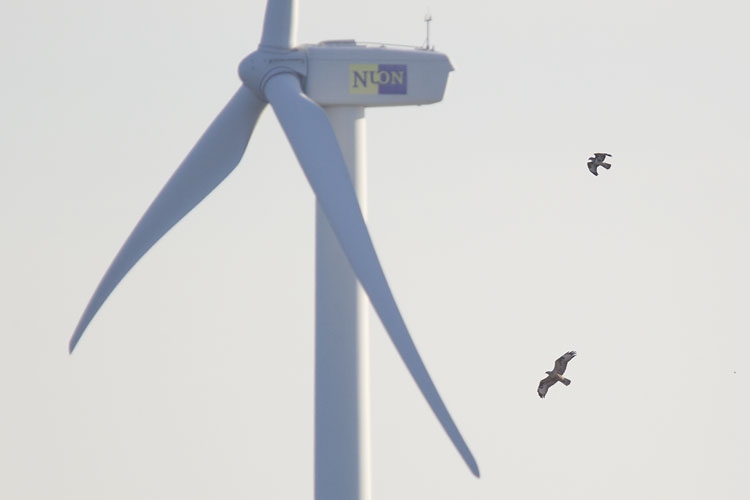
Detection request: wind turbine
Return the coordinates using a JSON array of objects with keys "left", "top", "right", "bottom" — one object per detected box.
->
[{"left": 69, "top": 1, "right": 479, "bottom": 497}]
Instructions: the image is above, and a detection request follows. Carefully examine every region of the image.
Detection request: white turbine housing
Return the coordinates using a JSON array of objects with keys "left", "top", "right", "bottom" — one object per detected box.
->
[{"left": 303, "top": 41, "right": 453, "bottom": 107}]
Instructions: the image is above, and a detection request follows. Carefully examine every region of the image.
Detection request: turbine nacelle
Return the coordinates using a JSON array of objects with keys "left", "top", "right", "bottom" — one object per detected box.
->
[{"left": 239, "top": 41, "right": 453, "bottom": 107}]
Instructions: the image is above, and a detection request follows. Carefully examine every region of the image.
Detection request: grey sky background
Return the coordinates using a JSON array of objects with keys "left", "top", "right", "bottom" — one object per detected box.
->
[{"left": 2, "top": 1, "right": 749, "bottom": 498}]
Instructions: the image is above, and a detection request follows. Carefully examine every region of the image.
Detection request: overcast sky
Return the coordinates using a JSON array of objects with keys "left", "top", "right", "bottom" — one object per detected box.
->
[{"left": 2, "top": 1, "right": 749, "bottom": 499}]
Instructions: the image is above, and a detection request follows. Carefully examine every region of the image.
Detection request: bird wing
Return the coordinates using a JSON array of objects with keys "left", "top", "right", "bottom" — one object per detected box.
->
[
  {"left": 594, "top": 153, "right": 611, "bottom": 161},
  {"left": 554, "top": 350, "right": 577, "bottom": 375},
  {"left": 587, "top": 162, "right": 598, "bottom": 175},
  {"left": 537, "top": 374, "right": 556, "bottom": 398}
]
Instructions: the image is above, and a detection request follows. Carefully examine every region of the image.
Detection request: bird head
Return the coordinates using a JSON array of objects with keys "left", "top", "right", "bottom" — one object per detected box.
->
[{"left": 545, "top": 371, "right": 552, "bottom": 375}]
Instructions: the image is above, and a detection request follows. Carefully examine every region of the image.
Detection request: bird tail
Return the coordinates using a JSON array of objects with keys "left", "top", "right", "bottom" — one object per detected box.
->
[
  {"left": 560, "top": 377, "right": 571, "bottom": 386},
  {"left": 601, "top": 162, "right": 611, "bottom": 170}
]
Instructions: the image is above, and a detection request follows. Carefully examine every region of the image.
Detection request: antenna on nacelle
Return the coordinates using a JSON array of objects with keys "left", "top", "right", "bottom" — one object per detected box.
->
[{"left": 423, "top": 11, "right": 433, "bottom": 50}]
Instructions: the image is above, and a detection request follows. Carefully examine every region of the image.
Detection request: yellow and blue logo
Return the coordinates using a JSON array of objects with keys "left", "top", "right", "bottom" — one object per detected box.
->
[{"left": 350, "top": 64, "right": 407, "bottom": 95}]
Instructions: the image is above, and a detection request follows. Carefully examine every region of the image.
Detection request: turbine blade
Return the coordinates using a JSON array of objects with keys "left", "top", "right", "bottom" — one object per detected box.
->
[
  {"left": 69, "top": 86, "right": 265, "bottom": 353},
  {"left": 264, "top": 73, "right": 479, "bottom": 477},
  {"left": 260, "top": 0, "right": 298, "bottom": 50}
]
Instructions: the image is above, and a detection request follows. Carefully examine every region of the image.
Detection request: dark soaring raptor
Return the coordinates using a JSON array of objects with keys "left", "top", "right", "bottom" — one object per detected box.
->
[
  {"left": 587, "top": 153, "right": 612, "bottom": 176},
  {"left": 537, "top": 351, "right": 577, "bottom": 398}
]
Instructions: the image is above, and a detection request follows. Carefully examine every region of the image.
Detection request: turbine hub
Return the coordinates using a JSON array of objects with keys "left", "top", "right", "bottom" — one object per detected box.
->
[{"left": 238, "top": 48, "right": 307, "bottom": 101}]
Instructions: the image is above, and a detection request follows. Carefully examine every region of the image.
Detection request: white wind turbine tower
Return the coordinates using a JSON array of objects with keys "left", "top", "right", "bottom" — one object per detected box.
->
[{"left": 69, "top": 1, "right": 479, "bottom": 498}]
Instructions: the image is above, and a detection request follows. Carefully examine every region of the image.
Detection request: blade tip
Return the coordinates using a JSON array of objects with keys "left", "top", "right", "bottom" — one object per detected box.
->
[
  {"left": 68, "top": 330, "right": 82, "bottom": 354},
  {"left": 471, "top": 463, "right": 480, "bottom": 478},
  {"left": 467, "top": 457, "right": 480, "bottom": 478}
]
